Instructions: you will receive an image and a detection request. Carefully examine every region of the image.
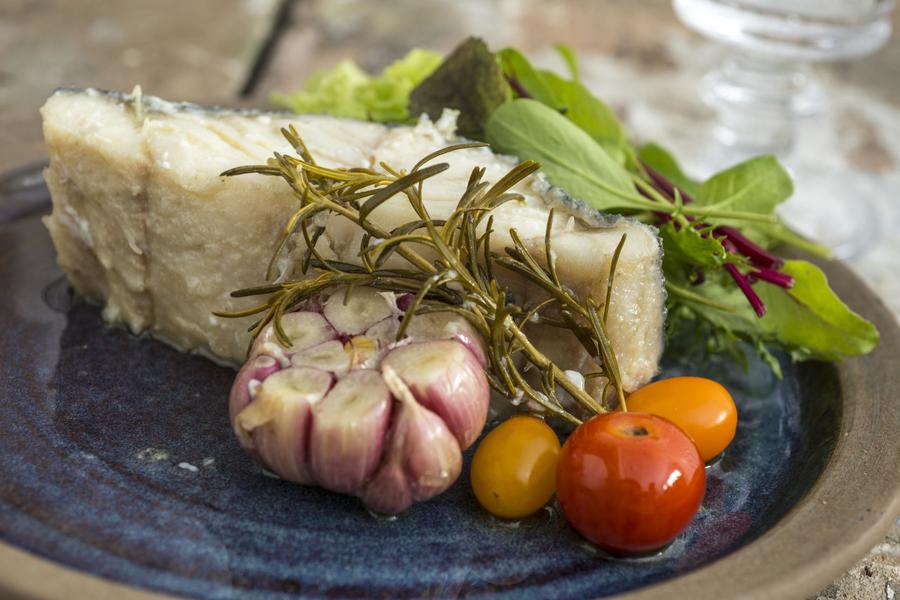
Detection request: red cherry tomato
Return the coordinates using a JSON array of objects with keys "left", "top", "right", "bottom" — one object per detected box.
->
[
  {"left": 556, "top": 412, "right": 706, "bottom": 555},
  {"left": 626, "top": 376, "right": 738, "bottom": 463}
]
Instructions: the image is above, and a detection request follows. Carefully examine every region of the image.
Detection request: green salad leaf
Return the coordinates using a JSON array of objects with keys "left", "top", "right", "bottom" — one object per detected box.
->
[
  {"left": 696, "top": 155, "right": 793, "bottom": 215},
  {"left": 637, "top": 142, "right": 700, "bottom": 197},
  {"left": 274, "top": 37, "right": 880, "bottom": 372},
  {"left": 485, "top": 99, "right": 640, "bottom": 211},
  {"left": 407, "top": 38, "right": 509, "bottom": 139},
  {"left": 672, "top": 260, "right": 879, "bottom": 363},
  {"left": 759, "top": 260, "right": 880, "bottom": 360},
  {"left": 659, "top": 222, "right": 730, "bottom": 272},
  {"left": 271, "top": 49, "right": 442, "bottom": 122},
  {"left": 497, "top": 48, "right": 627, "bottom": 161},
  {"left": 554, "top": 44, "right": 581, "bottom": 81}
]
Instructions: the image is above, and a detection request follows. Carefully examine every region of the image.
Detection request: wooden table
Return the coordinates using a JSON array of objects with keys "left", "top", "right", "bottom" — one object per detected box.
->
[{"left": 2, "top": 0, "right": 898, "bottom": 598}]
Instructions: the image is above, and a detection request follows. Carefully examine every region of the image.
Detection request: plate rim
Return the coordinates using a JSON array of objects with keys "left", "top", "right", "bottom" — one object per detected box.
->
[
  {"left": 618, "top": 256, "right": 900, "bottom": 600},
  {"left": 0, "top": 165, "right": 898, "bottom": 600}
]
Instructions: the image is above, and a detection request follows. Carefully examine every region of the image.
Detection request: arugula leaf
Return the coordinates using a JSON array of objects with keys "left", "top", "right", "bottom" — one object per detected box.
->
[
  {"left": 407, "top": 37, "right": 509, "bottom": 139},
  {"left": 696, "top": 155, "right": 793, "bottom": 215},
  {"left": 497, "top": 48, "right": 627, "bottom": 161},
  {"left": 637, "top": 142, "right": 700, "bottom": 197},
  {"left": 485, "top": 99, "right": 644, "bottom": 212}
]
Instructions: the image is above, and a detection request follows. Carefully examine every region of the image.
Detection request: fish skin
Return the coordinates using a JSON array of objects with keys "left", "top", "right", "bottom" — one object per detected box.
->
[{"left": 41, "top": 87, "right": 665, "bottom": 394}]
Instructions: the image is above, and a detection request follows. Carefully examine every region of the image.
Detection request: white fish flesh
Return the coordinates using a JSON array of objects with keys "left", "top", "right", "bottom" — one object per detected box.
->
[{"left": 40, "top": 88, "right": 665, "bottom": 393}]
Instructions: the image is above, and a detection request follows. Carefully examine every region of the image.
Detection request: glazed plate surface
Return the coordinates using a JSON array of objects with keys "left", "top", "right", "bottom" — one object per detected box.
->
[{"left": 0, "top": 164, "right": 898, "bottom": 599}]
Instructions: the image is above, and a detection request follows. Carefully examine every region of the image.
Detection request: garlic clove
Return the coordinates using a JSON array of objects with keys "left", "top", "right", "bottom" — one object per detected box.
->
[
  {"left": 234, "top": 367, "right": 332, "bottom": 484},
  {"left": 229, "top": 354, "right": 281, "bottom": 425},
  {"left": 291, "top": 340, "right": 351, "bottom": 375},
  {"left": 381, "top": 340, "right": 489, "bottom": 450},
  {"left": 323, "top": 287, "right": 394, "bottom": 336},
  {"left": 344, "top": 336, "right": 382, "bottom": 369},
  {"left": 362, "top": 366, "right": 462, "bottom": 514},
  {"left": 405, "top": 311, "right": 487, "bottom": 366},
  {"left": 365, "top": 316, "right": 402, "bottom": 348},
  {"left": 359, "top": 463, "right": 412, "bottom": 516},
  {"left": 250, "top": 312, "right": 337, "bottom": 359},
  {"left": 309, "top": 369, "right": 392, "bottom": 494}
]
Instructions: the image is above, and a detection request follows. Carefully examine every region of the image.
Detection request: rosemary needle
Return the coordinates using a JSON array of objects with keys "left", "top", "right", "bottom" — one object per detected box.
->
[{"left": 216, "top": 127, "right": 627, "bottom": 424}]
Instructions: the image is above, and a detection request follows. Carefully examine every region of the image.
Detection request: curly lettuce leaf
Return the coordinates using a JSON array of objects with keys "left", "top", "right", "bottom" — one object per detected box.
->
[{"left": 272, "top": 49, "right": 442, "bottom": 122}]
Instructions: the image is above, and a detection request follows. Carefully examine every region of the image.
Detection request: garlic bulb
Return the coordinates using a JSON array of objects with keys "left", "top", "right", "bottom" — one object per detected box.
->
[{"left": 229, "top": 287, "right": 490, "bottom": 514}]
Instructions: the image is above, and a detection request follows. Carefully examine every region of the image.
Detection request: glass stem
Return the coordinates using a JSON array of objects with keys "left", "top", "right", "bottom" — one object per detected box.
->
[{"left": 702, "top": 50, "right": 827, "bottom": 153}]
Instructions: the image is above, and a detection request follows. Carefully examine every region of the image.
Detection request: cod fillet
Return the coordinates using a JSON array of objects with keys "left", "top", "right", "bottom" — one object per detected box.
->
[{"left": 41, "top": 88, "right": 665, "bottom": 392}]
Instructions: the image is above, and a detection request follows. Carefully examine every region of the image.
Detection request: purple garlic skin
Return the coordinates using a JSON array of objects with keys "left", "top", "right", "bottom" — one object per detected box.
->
[
  {"left": 234, "top": 367, "right": 332, "bottom": 484},
  {"left": 309, "top": 370, "right": 392, "bottom": 493},
  {"left": 361, "top": 366, "right": 462, "bottom": 515},
  {"left": 229, "top": 354, "right": 282, "bottom": 424},
  {"left": 228, "top": 287, "right": 490, "bottom": 514},
  {"left": 380, "top": 341, "right": 489, "bottom": 450}
]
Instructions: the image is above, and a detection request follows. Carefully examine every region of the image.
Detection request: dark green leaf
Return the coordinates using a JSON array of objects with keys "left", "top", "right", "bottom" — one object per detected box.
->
[{"left": 408, "top": 37, "right": 510, "bottom": 140}]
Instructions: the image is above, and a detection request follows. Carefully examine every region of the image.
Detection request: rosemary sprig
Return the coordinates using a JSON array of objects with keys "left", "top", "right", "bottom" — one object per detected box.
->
[{"left": 215, "top": 126, "right": 627, "bottom": 424}]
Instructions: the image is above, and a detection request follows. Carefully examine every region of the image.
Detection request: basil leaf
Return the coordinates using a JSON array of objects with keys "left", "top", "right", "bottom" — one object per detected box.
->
[
  {"left": 696, "top": 155, "right": 793, "bottom": 215},
  {"left": 637, "top": 142, "right": 700, "bottom": 197},
  {"left": 408, "top": 37, "right": 509, "bottom": 140},
  {"left": 485, "top": 99, "right": 643, "bottom": 212}
]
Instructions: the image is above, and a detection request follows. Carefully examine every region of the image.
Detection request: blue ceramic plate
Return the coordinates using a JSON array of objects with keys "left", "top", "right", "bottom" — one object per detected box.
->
[{"left": 0, "top": 164, "right": 898, "bottom": 600}]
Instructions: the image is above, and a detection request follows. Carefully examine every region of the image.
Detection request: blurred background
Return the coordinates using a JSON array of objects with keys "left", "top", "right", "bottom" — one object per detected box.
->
[{"left": 1, "top": 1, "right": 898, "bottom": 595}]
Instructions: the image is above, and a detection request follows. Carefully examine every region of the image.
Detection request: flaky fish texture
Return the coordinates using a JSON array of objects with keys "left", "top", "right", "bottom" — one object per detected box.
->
[{"left": 41, "top": 87, "right": 665, "bottom": 393}]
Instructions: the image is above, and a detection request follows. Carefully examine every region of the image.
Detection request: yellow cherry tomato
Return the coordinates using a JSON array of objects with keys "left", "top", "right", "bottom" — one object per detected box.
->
[
  {"left": 470, "top": 415, "right": 561, "bottom": 519},
  {"left": 626, "top": 376, "right": 738, "bottom": 463}
]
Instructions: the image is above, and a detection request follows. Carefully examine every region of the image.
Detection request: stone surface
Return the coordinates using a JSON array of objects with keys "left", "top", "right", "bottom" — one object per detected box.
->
[
  {"left": 0, "top": 0, "right": 281, "bottom": 171},
  {"left": 5, "top": 0, "right": 900, "bottom": 596}
]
